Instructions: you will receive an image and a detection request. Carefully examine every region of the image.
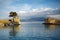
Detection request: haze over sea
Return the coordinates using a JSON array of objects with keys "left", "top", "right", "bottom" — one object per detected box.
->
[{"left": 0, "top": 21, "right": 60, "bottom": 40}]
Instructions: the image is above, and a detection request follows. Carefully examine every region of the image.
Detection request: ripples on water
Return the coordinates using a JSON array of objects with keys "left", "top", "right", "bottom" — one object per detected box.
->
[{"left": 0, "top": 22, "right": 60, "bottom": 40}]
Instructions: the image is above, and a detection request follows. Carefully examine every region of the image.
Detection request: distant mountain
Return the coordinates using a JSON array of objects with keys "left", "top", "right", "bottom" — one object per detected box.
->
[{"left": 21, "top": 17, "right": 45, "bottom": 22}]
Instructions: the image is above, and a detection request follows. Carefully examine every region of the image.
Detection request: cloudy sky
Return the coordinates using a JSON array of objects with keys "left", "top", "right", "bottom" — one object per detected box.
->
[{"left": 0, "top": 0, "right": 60, "bottom": 20}]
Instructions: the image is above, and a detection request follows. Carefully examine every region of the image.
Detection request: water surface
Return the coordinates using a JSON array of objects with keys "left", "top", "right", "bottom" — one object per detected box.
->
[{"left": 0, "top": 22, "right": 60, "bottom": 40}]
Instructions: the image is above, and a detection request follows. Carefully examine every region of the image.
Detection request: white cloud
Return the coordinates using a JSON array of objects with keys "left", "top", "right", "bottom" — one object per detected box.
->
[
  {"left": 18, "top": 5, "right": 56, "bottom": 19},
  {"left": 17, "top": 4, "right": 32, "bottom": 17},
  {"left": 20, "top": 4, "right": 31, "bottom": 11},
  {"left": 31, "top": 7, "right": 54, "bottom": 13}
]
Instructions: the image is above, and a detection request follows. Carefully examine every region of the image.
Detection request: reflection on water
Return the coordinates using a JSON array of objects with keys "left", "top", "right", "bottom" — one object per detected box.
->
[
  {"left": 0, "top": 22, "right": 60, "bottom": 40},
  {"left": 9, "top": 25, "right": 20, "bottom": 37},
  {"left": 44, "top": 25, "right": 56, "bottom": 29},
  {"left": 45, "top": 24, "right": 60, "bottom": 30},
  {"left": 0, "top": 25, "right": 20, "bottom": 40},
  {"left": 44, "top": 24, "right": 60, "bottom": 40}
]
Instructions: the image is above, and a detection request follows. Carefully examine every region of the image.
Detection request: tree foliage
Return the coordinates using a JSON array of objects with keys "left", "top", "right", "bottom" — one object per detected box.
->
[{"left": 9, "top": 12, "right": 17, "bottom": 17}]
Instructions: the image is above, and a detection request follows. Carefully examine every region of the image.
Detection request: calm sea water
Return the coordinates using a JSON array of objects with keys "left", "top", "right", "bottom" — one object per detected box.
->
[{"left": 0, "top": 22, "right": 60, "bottom": 40}]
